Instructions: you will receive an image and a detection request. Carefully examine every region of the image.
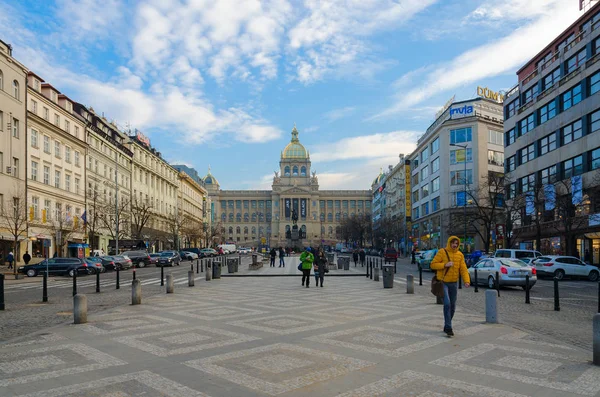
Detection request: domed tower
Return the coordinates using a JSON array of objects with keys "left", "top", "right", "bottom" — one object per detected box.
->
[
  {"left": 280, "top": 125, "right": 311, "bottom": 184},
  {"left": 202, "top": 166, "right": 220, "bottom": 194}
]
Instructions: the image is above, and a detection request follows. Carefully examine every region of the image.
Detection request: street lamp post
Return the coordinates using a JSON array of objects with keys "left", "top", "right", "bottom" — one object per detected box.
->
[{"left": 450, "top": 143, "right": 468, "bottom": 253}]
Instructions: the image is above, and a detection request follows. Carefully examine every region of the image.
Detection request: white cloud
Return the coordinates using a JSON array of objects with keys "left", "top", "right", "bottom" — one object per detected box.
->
[
  {"left": 324, "top": 106, "right": 356, "bottom": 122},
  {"left": 467, "top": 0, "right": 560, "bottom": 22},
  {"left": 56, "top": 0, "right": 126, "bottom": 41},
  {"left": 372, "top": 0, "right": 583, "bottom": 118}
]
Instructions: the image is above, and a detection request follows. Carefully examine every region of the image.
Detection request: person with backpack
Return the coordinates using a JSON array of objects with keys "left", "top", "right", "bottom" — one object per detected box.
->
[
  {"left": 278, "top": 247, "right": 285, "bottom": 267},
  {"left": 299, "top": 247, "right": 314, "bottom": 288},
  {"left": 313, "top": 247, "right": 328, "bottom": 287},
  {"left": 6, "top": 251, "right": 14, "bottom": 270},
  {"left": 429, "top": 236, "right": 470, "bottom": 337},
  {"left": 269, "top": 247, "right": 277, "bottom": 267}
]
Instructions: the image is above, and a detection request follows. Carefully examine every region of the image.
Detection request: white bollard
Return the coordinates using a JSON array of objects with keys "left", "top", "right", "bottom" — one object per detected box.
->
[
  {"left": 406, "top": 274, "right": 414, "bottom": 294},
  {"left": 188, "top": 271, "right": 195, "bottom": 287},
  {"left": 166, "top": 274, "right": 174, "bottom": 293},
  {"left": 593, "top": 313, "right": 600, "bottom": 365},
  {"left": 206, "top": 262, "right": 212, "bottom": 281},
  {"left": 485, "top": 289, "right": 498, "bottom": 323},
  {"left": 132, "top": 279, "right": 141, "bottom": 305},
  {"left": 73, "top": 294, "right": 87, "bottom": 324}
]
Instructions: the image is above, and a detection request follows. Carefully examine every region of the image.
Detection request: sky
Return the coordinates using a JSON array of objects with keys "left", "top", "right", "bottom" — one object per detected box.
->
[{"left": 0, "top": 0, "right": 586, "bottom": 190}]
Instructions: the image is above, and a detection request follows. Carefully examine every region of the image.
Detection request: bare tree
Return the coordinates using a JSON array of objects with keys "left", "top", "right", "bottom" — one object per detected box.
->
[
  {"left": 0, "top": 186, "right": 28, "bottom": 273},
  {"left": 51, "top": 211, "right": 82, "bottom": 257},
  {"left": 85, "top": 187, "right": 105, "bottom": 252},
  {"left": 99, "top": 196, "right": 130, "bottom": 242},
  {"left": 204, "top": 221, "right": 223, "bottom": 247},
  {"left": 130, "top": 195, "right": 153, "bottom": 239},
  {"left": 180, "top": 216, "right": 203, "bottom": 247},
  {"left": 504, "top": 193, "right": 526, "bottom": 249},
  {"left": 338, "top": 213, "right": 372, "bottom": 247}
]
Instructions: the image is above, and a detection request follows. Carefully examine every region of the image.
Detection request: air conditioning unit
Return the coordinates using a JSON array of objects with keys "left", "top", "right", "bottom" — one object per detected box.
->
[{"left": 6, "top": 166, "right": 12, "bottom": 175}]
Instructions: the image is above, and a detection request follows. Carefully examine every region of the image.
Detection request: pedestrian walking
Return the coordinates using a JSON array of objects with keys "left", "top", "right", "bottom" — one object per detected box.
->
[
  {"left": 6, "top": 251, "right": 14, "bottom": 270},
  {"left": 53, "top": 251, "right": 58, "bottom": 258},
  {"left": 429, "top": 236, "right": 470, "bottom": 337},
  {"left": 278, "top": 247, "right": 285, "bottom": 267},
  {"left": 22, "top": 251, "right": 31, "bottom": 265},
  {"left": 359, "top": 249, "right": 366, "bottom": 267},
  {"left": 269, "top": 247, "right": 277, "bottom": 267},
  {"left": 299, "top": 247, "right": 314, "bottom": 288},
  {"left": 352, "top": 250, "right": 359, "bottom": 266},
  {"left": 313, "top": 248, "right": 328, "bottom": 287},
  {"left": 411, "top": 247, "right": 416, "bottom": 264}
]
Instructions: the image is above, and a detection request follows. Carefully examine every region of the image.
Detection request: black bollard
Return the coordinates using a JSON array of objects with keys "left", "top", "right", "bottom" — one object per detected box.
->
[
  {"left": 474, "top": 269, "right": 478, "bottom": 292},
  {"left": 495, "top": 271, "right": 500, "bottom": 297},
  {"left": 419, "top": 266, "right": 422, "bottom": 286},
  {"left": 459, "top": 274, "right": 462, "bottom": 289},
  {"left": 160, "top": 265, "right": 164, "bottom": 286},
  {"left": 72, "top": 271, "right": 77, "bottom": 297},
  {"left": 132, "top": 269, "right": 136, "bottom": 280},
  {"left": 370, "top": 261, "right": 373, "bottom": 280},
  {"left": 96, "top": 270, "right": 100, "bottom": 293},
  {"left": 525, "top": 274, "right": 530, "bottom": 304},
  {"left": 191, "top": 263, "right": 194, "bottom": 272},
  {"left": 196, "top": 259, "right": 199, "bottom": 274},
  {"left": 0, "top": 274, "right": 4, "bottom": 310},
  {"left": 554, "top": 277, "right": 560, "bottom": 311},
  {"left": 201, "top": 259, "right": 204, "bottom": 272},
  {"left": 366, "top": 258, "right": 369, "bottom": 278},
  {"left": 42, "top": 272, "right": 48, "bottom": 302},
  {"left": 116, "top": 267, "right": 120, "bottom": 289}
]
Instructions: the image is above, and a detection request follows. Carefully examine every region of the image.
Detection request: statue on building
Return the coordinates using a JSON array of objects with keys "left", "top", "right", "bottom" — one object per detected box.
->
[
  {"left": 291, "top": 209, "right": 298, "bottom": 225},
  {"left": 311, "top": 170, "right": 318, "bottom": 183},
  {"left": 273, "top": 171, "right": 280, "bottom": 183}
]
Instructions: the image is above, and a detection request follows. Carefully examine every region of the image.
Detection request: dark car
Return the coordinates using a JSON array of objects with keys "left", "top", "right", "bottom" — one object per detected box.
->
[
  {"left": 384, "top": 248, "right": 398, "bottom": 263},
  {"left": 18, "top": 258, "right": 88, "bottom": 277},
  {"left": 103, "top": 255, "right": 133, "bottom": 270},
  {"left": 84, "top": 257, "right": 106, "bottom": 274},
  {"left": 157, "top": 251, "right": 181, "bottom": 267},
  {"left": 121, "top": 250, "right": 151, "bottom": 268},
  {"left": 149, "top": 253, "right": 161, "bottom": 266},
  {"left": 182, "top": 247, "right": 204, "bottom": 258}
]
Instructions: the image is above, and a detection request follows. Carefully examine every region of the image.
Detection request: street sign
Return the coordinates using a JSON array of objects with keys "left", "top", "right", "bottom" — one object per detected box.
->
[{"left": 261, "top": 237, "right": 266, "bottom": 244}]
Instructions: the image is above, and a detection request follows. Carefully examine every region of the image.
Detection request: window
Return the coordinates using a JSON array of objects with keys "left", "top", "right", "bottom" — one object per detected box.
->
[
  {"left": 412, "top": 172, "right": 419, "bottom": 186},
  {"left": 488, "top": 150, "right": 504, "bottom": 166},
  {"left": 421, "top": 149, "right": 429, "bottom": 163},
  {"left": 31, "top": 161, "right": 38, "bottom": 181},
  {"left": 582, "top": 12, "right": 600, "bottom": 33},
  {"left": 421, "top": 202, "right": 429, "bottom": 216},
  {"left": 65, "top": 174, "right": 71, "bottom": 192},
  {"left": 506, "top": 156, "right": 516, "bottom": 172},
  {"left": 455, "top": 191, "right": 467, "bottom": 206},
  {"left": 55, "top": 170, "right": 61, "bottom": 188},
  {"left": 591, "top": 148, "right": 600, "bottom": 170},
  {"left": 566, "top": 49, "right": 586, "bottom": 74},
  {"left": 432, "top": 197, "right": 440, "bottom": 212},
  {"left": 75, "top": 178, "right": 80, "bottom": 194},
  {"left": 505, "top": 98, "right": 519, "bottom": 119},
  {"left": 292, "top": 166, "right": 298, "bottom": 176},
  {"left": 523, "top": 86, "right": 538, "bottom": 104},
  {"left": 563, "top": 155, "right": 584, "bottom": 178},
  {"left": 506, "top": 128, "right": 516, "bottom": 146},
  {"left": 12, "top": 80, "right": 19, "bottom": 99},
  {"left": 540, "top": 165, "right": 558, "bottom": 184},
  {"left": 284, "top": 166, "right": 290, "bottom": 176},
  {"left": 519, "top": 113, "right": 535, "bottom": 135},
  {"left": 539, "top": 100, "right": 556, "bottom": 123},
  {"left": 43, "top": 166, "right": 49, "bottom": 184},
  {"left": 301, "top": 166, "right": 306, "bottom": 176},
  {"left": 543, "top": 67, "right": 560, "bottom": 90},
  {"left": 520, "top": 174, "right": 535, "bottom": 193},
  {"left": 12, "top": 118, "right": 19, "bottom": 138},
  {"left": 488, "top": 130, "right": 503, "bottom": 145},
  {"left": 431, "top": 177, "right": 440, "bottom": 192},
  {"left": 562, "top": 119, "right": 583, "bottom": 144},
  {"left": 450, "top": 148, "right": 472, "bottom": 164},
  {"left": 450, "top": 127, "right": 472, "bottom": 144},
  {"left": 44, "top": 199, "right": 51, "bottom": 221},
  {"left": 507, "top": 183, "right": 517, "bottom": 199},
  {"left": 55, "top": 203, "right": 62, "bottom": 220},
  {"left": 31, "top": 100, "right": 37, "bottom": 114},
  {"left": 590, "top": 109, "right": 600, "bottom": 134},
  {"left": 64, "top": 120, "right": 70, "bottom": 133},
  {"left": 450, "top": 169, "right": 473, "bottom": 185},
  {"left": 54, "top": 141, "right": 61, "bottom": 158},
  {"left": 65, "top": 147, "right": 71, "bottom": 163},
  {"left": 54, "top": 114, "right": 60, "bottom": 127},
  {"left": 30, "top": 129, "right": 38, "bottom": 148},
  {"left": 74, "top": 151, "right": 80, "bottom": 167},
  {"left": 412, "top": 157, "right": 419, "bottom": 168},
  {"left": 32, "top": 197, "right": 39, "bottom": 219},
  {"left": 74, "top": 126, "right": 79, "bottom": 139},
  {"left": 421, "top": 165, "right": 428, "bottom": 180},
  {"left": 43, "top": 136, "right": 50, "bottom": 153},
  {"left": 539, "top": 132, "right": 557, "bottom": 155},
  {"left": 12, "top": 158, "right": 18, "bottom": 178},
  {"left": 43, "top": 107, "right": 49, "bottom": 121},
  {"left": 591, "top": 72, "right": 600, "bottom": 95},
  {"left": 562, "top": 84, "right": 582, "bottom": 110},
  {"left": 520, "top": 144, "right": 535, "bottom": 164},
  {"left": 421, "top": 184, "right": 429, "bottom": 198},
  {"left": 431, "top": 157, "right": 439, "bottom": 173},
  {"left": 412, "top": 190, "right": 420, "bottom": 203},
  {"left": 413, "top": 207, "right": 420, "bottom": 220},
  {"left": 431, "top": 137, "right": 439, "bottom": 154}
]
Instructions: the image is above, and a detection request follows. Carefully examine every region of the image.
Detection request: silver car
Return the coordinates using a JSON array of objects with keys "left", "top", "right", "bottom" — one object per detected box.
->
[{"left": 469, "top": 258, "right": 537, "bottom": 290}]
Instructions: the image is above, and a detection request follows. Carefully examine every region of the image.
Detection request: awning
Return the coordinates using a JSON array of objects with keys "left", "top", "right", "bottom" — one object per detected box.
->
[
  {"left": 585, "top": 232, "right": 600, "bottom": 239},
  {"left": 67, "top": 243, "right": 89, "bottom": 248}
]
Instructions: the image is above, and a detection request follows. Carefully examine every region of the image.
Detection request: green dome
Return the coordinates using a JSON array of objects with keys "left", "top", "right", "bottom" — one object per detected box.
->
[
  {"left": 202, "top": 167, "right": 219, "bottom": 185},
  {"left": 282, "top": 125, "right": 309, "bottom": 159},
  {"left": 373, "top": 169, "right": 385, "bottom": 185}
]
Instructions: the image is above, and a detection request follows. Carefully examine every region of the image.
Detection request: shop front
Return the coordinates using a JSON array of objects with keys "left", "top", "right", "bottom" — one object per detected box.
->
[{"left": 67, "top": 243, "right": 88, "bottom": 258}]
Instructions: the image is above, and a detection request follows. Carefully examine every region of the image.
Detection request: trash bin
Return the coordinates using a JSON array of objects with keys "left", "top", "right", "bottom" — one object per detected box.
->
[
  {"left": 326, "top": 253, "right": 335, "bottom": 264},
  {"left": 382, "top": 265, "right": 394, "bottom": 288},
  {"left": 337, "top": 257, "right": 344, "bottom": 269},
  {"left": 234, "top": 258, "right": 239, "bottom": 272},
  {"left": 252, "top": 254, "right": 258, "bottom": 266},
  {"left": 343, "top": 257, "right": 350, "bottom": 270},
  {"left": 213, "top": 261, "right": 222, "bottom": 279},
  {"left": 338, "top": 256, "right": 350, "bottom": 270},
  {"left": 227, "top": 259, "right": 236, "bottom": 273}
]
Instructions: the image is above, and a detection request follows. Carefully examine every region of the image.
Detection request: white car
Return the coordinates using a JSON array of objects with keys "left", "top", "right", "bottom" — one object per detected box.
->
[
  {"left": 181, "top": 251, "right": 199, "bottom": 260},
  {"left": 238, "top": 247, "right": 252, "bottom": 254},
  {"left": 533, "top": 256, "right": 599, "bottom": 281}
]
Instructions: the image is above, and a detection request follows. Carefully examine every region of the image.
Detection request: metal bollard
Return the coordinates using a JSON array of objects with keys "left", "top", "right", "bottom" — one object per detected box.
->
[
  {"left": 166, "top": 274, "right": 174, "bottom": 293},
  {"left": 42, "top": 272, "right": 48, "bottom": 303},
  {"left": 206, "top": 261, "right": 212, "bottom": 281},
  {"left": 554, "top": 277, "right": 560, "bottom": 311},
  {"left": 525, "top": 274, "right": 530, "bottom": 304},
  {"left": 485, "top": 289, "right": 498, "bottom": 323},
  {"left": 116, "top": 267, "right": 120, "bottom": 289},
  {"left": 374, "top": 267, "right": 379, "bottom": 282},
  {"left": 594, "top": 313, "right": 600, "bottom": 365},
  {"left": 73, "top": 294, "right": 87, "bottom": 324},
  {"left": 495, "top": 271, "right": 500, "bottom": 297},
  {"left": 160, "top": 266, "right": 164, "bottom": 286},
  {"left": 190, "top": 263, "right": 194, "bottom": 272},
  {"left": 419, "top": 266, "right": 423, "bottom": 286},
  {"left": 96, "top": 271, "right": 100, "bottom": 293},
  {"left": 406, "top": 274, "right": 414, "bottom": 294},
  {"left": 0, "top": 274, "right": 4, "bottom": 310},
  {"left": 370, "top": 262, "right": 373, "bottom": 280},
  {"left": 188, "top": 271, "right": 195, "bottom": 287},
  {"left": 72, "top": 271, "right": 77, "bottom": 296},
  {"left": 474, "top": 269, "right": 479, "bottom": 292},
  {"left": 201, "top": 259, "right": 204, "bottom": 272},
  {"left": 131, "top": 279, "right": 141, "bottom": 305},
  {"left": 366, "top": 259, "right": 369, "bottom": 278},
  {"left": 132, "top": 269, "right": 136, "bottom": 280},
  {"left": 459, "top": 274, "right": 462, "bottom": 289},
  {"left": 196, "top": 259, "right": 199, "bottom": 274}
]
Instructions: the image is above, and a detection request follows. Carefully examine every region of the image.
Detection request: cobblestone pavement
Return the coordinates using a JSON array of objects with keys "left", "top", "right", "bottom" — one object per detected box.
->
[{"left": 1, "top": 256, "right": 600, "bottom": 396}]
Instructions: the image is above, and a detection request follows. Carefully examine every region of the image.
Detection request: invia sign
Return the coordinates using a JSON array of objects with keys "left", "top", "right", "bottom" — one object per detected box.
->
[{"left": 449, "top": 104, "right": 474, "bottom": 118}]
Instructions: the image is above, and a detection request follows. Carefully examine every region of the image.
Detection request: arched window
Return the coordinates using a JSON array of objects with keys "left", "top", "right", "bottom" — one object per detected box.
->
[
  {"left": 12, "top": 80, "right": 19, "bottom": 100},
  {"left": 335, "top": 212, "right": 341, "bottom": 221},
  {"left": 285, "top": 225, "right": 291, "bottom": 232},
  {"left": 251, "top": 213, "right": 257, "bottom": 222},
  {"left": 229, "top": 213, "right": 234, "bottom": 222},
  {"left": 301, "top": 166, "right": 306, "bottom": 176},
  {"left": 221, "top": 213, "right": 226, "bottom": 222},
  {"left": 259, "top": 226, "right": 264, "bottom": 236},
  {"left": 301, "top": 225, "right": 306, "bottom": 236},
  {"left": 292, "top": 166, "right": 298, "bottom": 176},
  {"left": 321, "top": 225, "right": 325, "bottom": 235},
  {"left": 343, "top": 212, "right": 348, "bottom": 220},
  {"left": 258, "top": 213, "right": 264, "bottom": 222},
  {"left": 228, "top": 227, "right": 233, "bottom": 234},
  {"left": 244, "top": 227, "right": 248, "bottom": 234},
  {"left": 244, "top": 213, "right": 249, "bottom": 222},
  {"left": 236, "top": 213, "right": 242, "bottom": 222},
  {"left": 236, "top": 226, "right": 241, "bottom": 234},
  {"left": 251, "top": 226, "right": 256, "bottom": 235},
  {"left": 327, "top": 213, "right": 333, "bottom": 222},
  {"left": 320, "top": 213, "right": 325, "bottom": 221},
  {"left": 328, "top": 226, "right": 333, "bottom": 235},
  {"left": 0, "top": 70, "right": 3, "bottom": 90},
  {"left": 284, "top": 166, "right": 290, "bottom": 176}
]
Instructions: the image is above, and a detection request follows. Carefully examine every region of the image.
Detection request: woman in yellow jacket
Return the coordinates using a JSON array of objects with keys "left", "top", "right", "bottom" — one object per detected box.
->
[{"left": 430, "top": 236, "right": 471, "bottom": 336}]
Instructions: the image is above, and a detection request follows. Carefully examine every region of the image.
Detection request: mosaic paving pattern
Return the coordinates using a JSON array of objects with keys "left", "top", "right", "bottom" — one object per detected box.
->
[
  {"left": 228, "top": 314, "right": 340, "bottom": 335},
  {"left": 78, "top": 314, "right": 186, "bottom": 335},
  {"left": 172, "top": 305, "right": 268, "bottom": 321}
]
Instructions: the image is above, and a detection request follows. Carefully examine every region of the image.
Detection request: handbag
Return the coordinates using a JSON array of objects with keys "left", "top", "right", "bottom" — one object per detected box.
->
[
  {"left": 297, "top": 263, "right": 302, "bottom": 271},
  {"left": 431, "top": 249, "right": 451, "bottom": 298}
]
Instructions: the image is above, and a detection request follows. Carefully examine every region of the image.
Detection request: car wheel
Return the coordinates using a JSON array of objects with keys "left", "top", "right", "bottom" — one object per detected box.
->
[
  {"left": 137, "top": 261, "right": 146, "bottom": 268},
  {"left": 87, "top": 268, "right": 95, "bottom": 275},
  {"left": 100, "top": 267, "right": 106, "bottom": 273},
  {"left": 554, "top": 269, "right": 565, "bottom": 280},
  {"left": 589, "top": 271, "right": 599, "bottom": 282},
  {"left": 26, "top": 269, "right": 37, "bottom": 277},
  {"left": 68, "top": 269, "right": 76, "bottom": 277},
  {"left": 488, "top": 276, "right": 495, "bottom": 289}
]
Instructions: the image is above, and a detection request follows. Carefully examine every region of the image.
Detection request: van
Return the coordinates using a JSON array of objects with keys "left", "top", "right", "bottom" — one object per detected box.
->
[
  {"left": 218, "top": 244, "right": 237, "bottom": 253},
  {"left": 492, "top": 249, "right": 542, "bottom": 261}
]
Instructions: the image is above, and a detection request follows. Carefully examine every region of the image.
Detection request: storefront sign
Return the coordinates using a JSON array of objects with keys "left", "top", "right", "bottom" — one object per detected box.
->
[
  {"left": 449, "top": 104, "right": 474, "bottom": 118},
  {"left": 477, "top": 86, "right": 504, "bottom": 103},
  {"left": 136, "top": 130, "right": 150, "bottom": 147}
]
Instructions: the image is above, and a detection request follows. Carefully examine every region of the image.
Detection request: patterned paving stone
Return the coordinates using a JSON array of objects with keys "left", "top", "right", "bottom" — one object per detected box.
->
[
  {"left": 384, "top": 312, "right": 485, "bottom": 333},
  {"left": 228, "top": 314, "right": 340, "bottom": 335},
  {"left": 1, "top": 333, "right": 66, "bottom": 348},
  {"left": 335, "top": 370, "right": 528, "bottom": 397},
  {"left": 115, "top": 326, "right": 260, "bottom": 357},
  {"left": 78, "top": 314, "right": 186, "bottom": 335},
  {"left": 172, "top": 306, "right": 268, "bottom": 321},
  {"left": 13, "top": 370, "right": 210, "bottom": 396},
  {"left": 185, "top": 343, "right": 374, "bottom": 396},
  {"left": 0, "top": 344, "right": 125, "bottom": 387},
  {"left": 310, "top": 305, "right": 399, "bottom": 321},
  {"left": 431, "top": 343, "right": 600, "bottom": 396}
]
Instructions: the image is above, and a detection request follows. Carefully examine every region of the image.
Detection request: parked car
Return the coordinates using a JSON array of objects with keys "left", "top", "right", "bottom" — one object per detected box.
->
[
  {"left": 121, "top": 250, "right": 151, "bottom": 268},
  {"left": 532, "top": 256, "right": 599, "bottom": 281},
  {"left": 238, "top": 247, "right": 252, "bottom": 254},
  {"left": 469, "top": 258, "right": 537, "bottom": 289},
  {"left": 181, "top": 248, "right": 204, "bottom": 258},
  {"left": 180, "top": 251, "right": 198, "bottom": 260},
  {"left": 157, "top": 251, "right": 181, "bottom": 267},
  {"left": 339, "top": 247, "right": 351, "bottom": 254},
  {"left": 366, "top": 249, "right": 380, "bottom": 256},
  {"left": 149, "top": 253, "right": 161, "bottom": 266},
  {"left": 418, "top": 249, "right": 438, "bottom": 271},
  {"left": 218, "top": 244, "right": 237, "bottom": 253},
  {"left": 18, "top": 258, "right": 89, "bottom": 277},
  {"left": 384, "top": 248, "right": 398, "bottom": 263},
  {"left": 492, "top": 249, "right": 543, "bottom": 261},
  {"left": 200, "top": 248, "right": 218, "bottom": 257},
  {"left": 84, "top": 257, "right": 106, "bottom": 274},
  {"left": 103, "top": 255, "right": 133, "bottom": 270}
]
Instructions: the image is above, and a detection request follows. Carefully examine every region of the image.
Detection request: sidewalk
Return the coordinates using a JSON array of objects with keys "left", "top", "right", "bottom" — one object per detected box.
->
[{"left": 1, "top": 257, "right": 599, "bottom": 396}]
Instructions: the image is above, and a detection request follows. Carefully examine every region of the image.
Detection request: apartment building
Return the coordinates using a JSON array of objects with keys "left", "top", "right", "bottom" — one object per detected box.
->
[
  {"left": 26, "top": 73, "right": 87, "bottom": 258},
  {"left": 0, "top": 40, "right": 27, "bottom": 262},
  {"left": 177, "top": 171, "right": 209, "bottom": 248},
  {"left": 503, "top": 3, "right": 600, "bottom": 263}
]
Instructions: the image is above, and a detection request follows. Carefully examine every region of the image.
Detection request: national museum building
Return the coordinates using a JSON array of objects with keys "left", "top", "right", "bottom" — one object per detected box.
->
[{"left": 202, "top": 126, "right": 372, "bottom": 248}]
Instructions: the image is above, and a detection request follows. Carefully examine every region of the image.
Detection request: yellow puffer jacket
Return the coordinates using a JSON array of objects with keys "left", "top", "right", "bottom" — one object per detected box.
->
[{"left": 430, "top": 236, "right": 470, "bottom": 284}]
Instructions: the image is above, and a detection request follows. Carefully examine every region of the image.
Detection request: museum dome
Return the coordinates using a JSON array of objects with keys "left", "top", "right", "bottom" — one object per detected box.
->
[
  {"left": 202, "top": 167, "right": 219, "bottom": 186},
  {"left": 373, "top": 169, "right": 385, "bottom": 185},
  {"left": 282, "top": 125, "right": 309, "bottom": 160}
]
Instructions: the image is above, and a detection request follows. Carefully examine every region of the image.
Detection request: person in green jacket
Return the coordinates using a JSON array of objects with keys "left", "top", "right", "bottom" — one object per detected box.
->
[{"left": 299, "top": 247, "right": 314, "bottom": 288}]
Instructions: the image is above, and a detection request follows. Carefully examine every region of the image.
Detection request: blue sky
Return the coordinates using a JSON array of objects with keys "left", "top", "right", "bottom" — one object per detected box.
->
[{"left": 0, "top": 0, "right": 585, "bottom": 190}]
